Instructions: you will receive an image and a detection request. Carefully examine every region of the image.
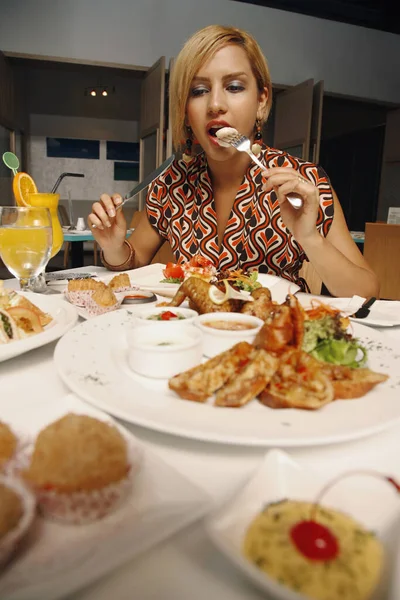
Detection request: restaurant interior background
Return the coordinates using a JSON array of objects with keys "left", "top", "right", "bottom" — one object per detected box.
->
[{"left": 0, "top": 0, "right": 399, "bottom": 277}]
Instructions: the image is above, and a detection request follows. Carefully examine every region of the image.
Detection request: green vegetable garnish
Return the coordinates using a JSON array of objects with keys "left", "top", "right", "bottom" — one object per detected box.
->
[
  {"left": 303, "top": 315, "right": 368, "bottom": 368},
  {"left": 235, "top": 271, "right": 262, "bottom": 292},
  {"left": 310, "top": 339, "right": 368, "bottom": 368},
  {"left": 160, "top": 277, "right": 184, "bottom": 284}
]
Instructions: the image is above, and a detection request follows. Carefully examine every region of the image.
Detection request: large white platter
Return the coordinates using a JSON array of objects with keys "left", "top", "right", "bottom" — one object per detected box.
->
[
  {"left": 0, "top": 394, "right": 210, "bottom": 600},
  {"left": 54, "top": 308, "right": 400, "bottom": 448},
  {"left": 0, "top": 292, "right": 78, "bottom": 363},
  {"left": 127, "top": 263, "right": 300, "bottom": 302},
  {"left": 206, "top": 449, "right": 400, "bottom": 600}
]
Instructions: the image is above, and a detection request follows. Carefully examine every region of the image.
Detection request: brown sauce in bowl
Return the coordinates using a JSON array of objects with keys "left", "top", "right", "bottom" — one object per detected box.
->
[{"left": 203, "top": 320, "right": 258, "bottom": 331}]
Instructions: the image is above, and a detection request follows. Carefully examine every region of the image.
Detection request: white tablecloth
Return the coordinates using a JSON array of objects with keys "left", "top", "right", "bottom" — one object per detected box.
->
[{"left": 2, "top": 268, "right": 400, "bottom": 600}]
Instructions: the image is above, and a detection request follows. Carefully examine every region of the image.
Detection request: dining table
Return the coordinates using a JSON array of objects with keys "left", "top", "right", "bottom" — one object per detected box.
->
[
  {"left": 62, "top": 230, "right": 97, "bottom": 269},
  {"left": 62, "top": 229, "right": 134, "bottom": 268},
  {"left": 2, "top": 265, "right": 400, "bottom": 600}
]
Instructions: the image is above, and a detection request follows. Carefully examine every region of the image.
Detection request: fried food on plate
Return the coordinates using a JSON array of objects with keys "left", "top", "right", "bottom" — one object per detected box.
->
[
  {"left": 240, "top": 287, "right": 273, "bottom": 320},
  {"left": 169, "top": 341, "right": 254, "bottom": 402},
  {"left": 259, "top": 350, "right": 334, "bottom": 410},
  {"left": 254, "top": 295, "right": 304, "bottom": 355},
  {"left": 0, "top": 282, "right": 52, "bottom": 328},
  {"left": 215, "top": 349, "right": 279, "bottom": 408},
  {"left": 322, "top": 364, "right": 389, "bottom": 399},
  {"left": 168, "top": 277, "right": 241, "bottom": 314},
  {"left": 108, "top": 273, "right": 131, "bottom": 292}
]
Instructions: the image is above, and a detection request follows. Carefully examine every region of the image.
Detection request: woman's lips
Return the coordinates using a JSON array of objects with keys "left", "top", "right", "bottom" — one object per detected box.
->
[
  {"left": 205, "top": 121, "right": 232, "bottom": 148},
  {"left": 207, "top": 133, "right": 225, "bottom": 147}
]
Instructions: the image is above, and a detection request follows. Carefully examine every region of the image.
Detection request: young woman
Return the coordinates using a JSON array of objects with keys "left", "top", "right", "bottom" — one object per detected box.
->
[{"left": 88, "top": 25, "right": 378, "bottom": 298}]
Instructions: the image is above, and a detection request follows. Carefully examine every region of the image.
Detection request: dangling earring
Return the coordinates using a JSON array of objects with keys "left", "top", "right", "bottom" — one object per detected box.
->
[
  {"left": 183, "top": 126, "right": 193, "bottom": 162},
  {"left": 251, "top": 119, "right": 263, "bottom": 156}
]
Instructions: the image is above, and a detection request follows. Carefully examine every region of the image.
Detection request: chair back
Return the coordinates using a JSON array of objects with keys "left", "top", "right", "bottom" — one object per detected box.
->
[
  {"left": 299, "top": 261, "right": 322, "bottom": 295},
  {"left": 363, "top": 222, "right": 400, "bottom": 299}
]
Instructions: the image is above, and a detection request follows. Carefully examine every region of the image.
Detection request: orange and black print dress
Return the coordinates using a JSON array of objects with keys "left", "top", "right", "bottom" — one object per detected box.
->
[{"left": 146, "top": 145, "right": 334, "bottom": 292}]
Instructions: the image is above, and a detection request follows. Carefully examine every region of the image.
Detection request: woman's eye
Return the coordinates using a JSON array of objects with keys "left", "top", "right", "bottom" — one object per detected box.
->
[
  {"left": 227, "top": 83, "right": 245, "bottom": 92},
  {"left": 191, "top": 86, "right": 208, "bottom": 97}
]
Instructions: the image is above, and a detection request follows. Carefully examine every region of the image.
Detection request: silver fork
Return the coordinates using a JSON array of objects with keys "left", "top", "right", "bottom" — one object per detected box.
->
[{"left": 218, "top": 132, "right": 303, "bottom": 209}]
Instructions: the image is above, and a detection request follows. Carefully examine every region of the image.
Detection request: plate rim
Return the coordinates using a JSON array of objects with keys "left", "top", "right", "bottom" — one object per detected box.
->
[
  {"left": 53, "top": 310, "right": 400, "bottom": 448},
  {"left": 0, "top": 293, "right": 79, "bottom": 362}
]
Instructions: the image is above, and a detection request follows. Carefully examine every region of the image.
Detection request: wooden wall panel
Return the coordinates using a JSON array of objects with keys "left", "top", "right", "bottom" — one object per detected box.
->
[
  {"left": 0, "top": 51, "right": 15, "bottom": 129},
  {"left": 364, "top": 222, "right": 400, "bottom": 299}
]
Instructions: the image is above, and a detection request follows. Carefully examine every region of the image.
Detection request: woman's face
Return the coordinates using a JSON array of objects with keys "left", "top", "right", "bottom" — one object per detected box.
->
[{"left": 186, "top": 44, "right": 268, "bottom": 162}]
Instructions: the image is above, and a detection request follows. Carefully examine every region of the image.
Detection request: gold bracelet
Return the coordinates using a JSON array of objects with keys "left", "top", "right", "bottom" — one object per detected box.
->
[{"left": 101, "top": 239, "right": 136, "bottom": 271}]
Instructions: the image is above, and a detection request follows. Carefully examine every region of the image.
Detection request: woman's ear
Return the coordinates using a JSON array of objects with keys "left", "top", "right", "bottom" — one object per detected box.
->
[{"left": 258, "top": 86, "right": 269, "bottom": 120}]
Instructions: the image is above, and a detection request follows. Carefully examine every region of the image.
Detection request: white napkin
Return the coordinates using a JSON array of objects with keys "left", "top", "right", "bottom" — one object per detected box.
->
[{"left": 338, "top": 295, "right": 367, "bottom": 316}]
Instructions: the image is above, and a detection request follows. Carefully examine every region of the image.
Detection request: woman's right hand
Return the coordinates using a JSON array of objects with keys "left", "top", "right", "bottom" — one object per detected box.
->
[{"left": 88, "top": 194, "right": 127, "bottom": 251}]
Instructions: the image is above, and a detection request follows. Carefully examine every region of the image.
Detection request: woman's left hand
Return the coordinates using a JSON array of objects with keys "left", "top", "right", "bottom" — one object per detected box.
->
[{"left": 261, "top": 167, "right": 320, "bottom": 244}]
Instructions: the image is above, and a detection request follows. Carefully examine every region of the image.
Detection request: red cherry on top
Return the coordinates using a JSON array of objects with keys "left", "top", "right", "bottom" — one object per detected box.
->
[
  {"left": 289, "top": 472, "right": 400, "bottom": 562},
  {"left": 290, "top": 520, "right": 339, "bottom": 561}
]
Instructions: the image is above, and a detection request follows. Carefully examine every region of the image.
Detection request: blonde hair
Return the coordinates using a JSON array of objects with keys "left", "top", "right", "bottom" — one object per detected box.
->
[{"left": 170, "top": 25, "right": 273, "bottom": 149}]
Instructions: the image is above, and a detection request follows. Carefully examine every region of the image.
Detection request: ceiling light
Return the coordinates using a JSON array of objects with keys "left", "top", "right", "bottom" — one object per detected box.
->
[
  {"left": 90, "top": 89, "right": 96, "bottom": 97},
  {"left": 102, "top": 89, "right": 108, "bottom": 97}
]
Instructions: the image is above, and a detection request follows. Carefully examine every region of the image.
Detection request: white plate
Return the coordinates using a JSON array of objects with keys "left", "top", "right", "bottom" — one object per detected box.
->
[
  {"left": 206, "top": 449, "right": 400, "bottom": 600},
  {"left": 0, "top": 293, "right": 78, "bottom": 363},
  {"left": 127, "top": 263, "right": 300, "bottom": 302},
  {"left": 0, "top": 394, "right": 210, "bottom": 600},
  {"left": 297, "top": 294, "right": 400, "bottom": 328},
  {"left": 54, "top": 308, "right": 400, "bottom": 447}
]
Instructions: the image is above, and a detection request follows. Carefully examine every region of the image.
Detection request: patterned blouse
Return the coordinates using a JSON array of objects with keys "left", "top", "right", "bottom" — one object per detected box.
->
[{"left": 146, "top": 144, "right": 334, "bottom": 291}]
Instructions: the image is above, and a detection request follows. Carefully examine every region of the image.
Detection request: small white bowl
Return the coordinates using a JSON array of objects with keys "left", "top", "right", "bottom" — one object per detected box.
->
[
  {"left": 194, "top": 312, "right": 263, "bottom": 358},
  {"left": 134, "top": 306, "right": 198, "bottom": 326},
  {"left": 127, "top": 323, "right": 203, "bottom": 379}
]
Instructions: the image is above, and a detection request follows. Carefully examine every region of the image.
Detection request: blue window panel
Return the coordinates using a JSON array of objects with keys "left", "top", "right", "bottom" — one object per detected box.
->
[
  {"left": 114, "top": 161, "right": 139, "bottom": 181},
  {"left": 107, "top": 141, "right": 140, "bottom": 162},
  {"left": 46, "top": 138, "right": 100, "bottom": 159}
]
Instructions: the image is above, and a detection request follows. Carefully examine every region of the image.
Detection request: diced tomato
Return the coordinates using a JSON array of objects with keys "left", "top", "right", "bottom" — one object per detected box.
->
[
  {"left": 162, "top": 262, "right": 184, "bottom": 280},
  {"left": 160, "top": 311, "right": 178, "bottom": 321},
  {"left": 187, "top": 255, "right": 214, "bottom": 269}
]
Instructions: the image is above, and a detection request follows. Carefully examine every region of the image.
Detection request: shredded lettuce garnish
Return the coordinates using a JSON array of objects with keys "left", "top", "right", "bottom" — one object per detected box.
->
[
  {"left": 303, "top": 315, "right": 368, "bottom": 368},
  {"left": 226, "top": 270, "right": 261, "bottom": 293},
  {"left": 309, "top": 339, "right": 367, "bottom": 368}
]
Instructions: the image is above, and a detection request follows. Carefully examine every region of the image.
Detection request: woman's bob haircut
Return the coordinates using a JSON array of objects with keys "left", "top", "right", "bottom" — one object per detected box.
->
[{"left": 170, "top": 25, "right": 273, "bottom": 149}]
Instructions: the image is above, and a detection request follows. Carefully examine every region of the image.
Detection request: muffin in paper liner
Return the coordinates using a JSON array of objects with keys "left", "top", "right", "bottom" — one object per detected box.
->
[
  {"left": 65, "top": 289, "right": 95, "bottom": 307},
  {"left": 0, "top": 476, "right": 36, "bottom": 568},
  {"left": 1, "top": 426, "right": 30, "bottom": 478},
  {"left": 108, "top": 273, "right": 135, "bottom": 294},
  {"left": 83, "top": 296, "right": 123, "bottom": 318},
  {"left": 23, "top": 438, "right": 142, "bottom": 525}
]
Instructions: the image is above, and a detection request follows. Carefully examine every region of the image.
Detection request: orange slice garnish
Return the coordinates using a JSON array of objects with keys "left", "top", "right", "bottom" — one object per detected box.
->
[{"left": 13, "top": 172, "right": 38, "bottom": 207}]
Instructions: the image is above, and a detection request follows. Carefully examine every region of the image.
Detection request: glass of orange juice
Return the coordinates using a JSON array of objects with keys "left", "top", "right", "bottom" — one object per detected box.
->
[
  {"left": 0, "top": 206, "right": 53, "bottom": 290},
  {"left": 26, "top": 193, "right": 63, "bottom": 258}
]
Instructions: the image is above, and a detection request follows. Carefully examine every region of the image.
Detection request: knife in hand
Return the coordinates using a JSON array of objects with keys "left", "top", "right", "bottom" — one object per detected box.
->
[
  {"left": 117, "top": 154, "right": 175, "bottom": 210},
  {"left": 91, "top": 154, "right": 175, "bottom": 228}
]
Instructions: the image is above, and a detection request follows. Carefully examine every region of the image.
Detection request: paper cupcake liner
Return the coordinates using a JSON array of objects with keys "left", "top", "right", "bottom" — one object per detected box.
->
[
  {"left": 65, "top": 290, "right": 95, "bottom": 307},
  {"left": 0, "top": 476, "right": 36, "bottom": 568},
  {"left": 84, "top": 297, "right": 122, "bottom": 318},
  {"left": 24, "top": 439, "right": 141, "bottom": 525},
  {"left": 1, "top": 432, "right": 31, "bottom": 478},
  {"left": 110, "top": 285, "right": 132, "bottom": 293}
]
